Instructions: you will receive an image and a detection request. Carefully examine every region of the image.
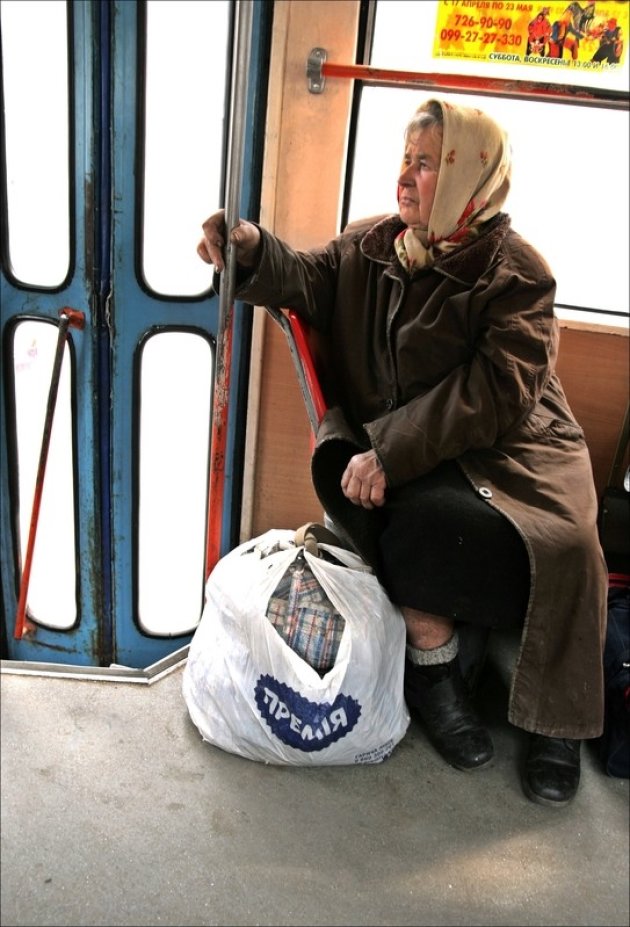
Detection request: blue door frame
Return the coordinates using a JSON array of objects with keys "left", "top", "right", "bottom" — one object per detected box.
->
[{"left": 0, "top": 0, "right": 271, "bottom": 668}]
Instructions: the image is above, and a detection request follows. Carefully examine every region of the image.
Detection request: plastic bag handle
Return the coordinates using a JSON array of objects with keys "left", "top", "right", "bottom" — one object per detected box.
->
[{"left": 294, "top": 522, "right": 345, "bottom": 558}]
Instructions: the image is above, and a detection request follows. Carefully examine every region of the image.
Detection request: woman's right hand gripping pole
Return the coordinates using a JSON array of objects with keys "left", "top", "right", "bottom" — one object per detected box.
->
[{"left": 197, "top": 208, "right": 261, "bottom": 273}]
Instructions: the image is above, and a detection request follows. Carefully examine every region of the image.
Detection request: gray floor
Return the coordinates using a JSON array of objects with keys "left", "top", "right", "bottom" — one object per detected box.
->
[{"left": 1, "top": 639, "right": 628, "bottom": 927}]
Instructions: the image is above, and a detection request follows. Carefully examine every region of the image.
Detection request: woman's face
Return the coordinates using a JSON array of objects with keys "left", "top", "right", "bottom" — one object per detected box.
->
[{"left": 397, "top": 126, "right": 442, "bottom": 229}]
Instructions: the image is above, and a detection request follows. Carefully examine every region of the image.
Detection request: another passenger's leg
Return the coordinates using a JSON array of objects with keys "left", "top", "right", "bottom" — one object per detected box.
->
[{"left": 522, "top": 735, "right": 581, "bottom": 807}]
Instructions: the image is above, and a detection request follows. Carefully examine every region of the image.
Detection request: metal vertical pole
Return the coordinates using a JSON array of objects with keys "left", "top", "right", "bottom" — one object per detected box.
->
[{"left": 205, "top": 0, "right": 254, "bottom": 577}]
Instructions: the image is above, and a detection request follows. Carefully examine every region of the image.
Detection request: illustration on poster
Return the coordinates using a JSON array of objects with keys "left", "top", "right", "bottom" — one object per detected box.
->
[{"left": 434, "top": 0, "right": 627, "bottom": 70}]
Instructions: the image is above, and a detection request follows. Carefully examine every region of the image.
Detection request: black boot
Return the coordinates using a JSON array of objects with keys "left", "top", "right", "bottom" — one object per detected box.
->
[
  {"left": 404, "top": 657, "right": 494, "bottom": 771},
  {"left": 522, "top": 734, "right": 581, "bottom": 807}
]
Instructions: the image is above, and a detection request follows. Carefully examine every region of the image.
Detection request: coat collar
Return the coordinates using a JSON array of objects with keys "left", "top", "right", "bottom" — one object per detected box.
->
[{"left": 360, "top": 213, "right": 511, "bottom": 286}]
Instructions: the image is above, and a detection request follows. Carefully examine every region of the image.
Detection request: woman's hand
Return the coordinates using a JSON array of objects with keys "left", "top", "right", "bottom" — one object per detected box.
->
[
  {"left": 341, "top": 450, "right": 387, "bottom": 509},
  {"left": 197, "top": 209, "right": 261, "bottom": 272}
]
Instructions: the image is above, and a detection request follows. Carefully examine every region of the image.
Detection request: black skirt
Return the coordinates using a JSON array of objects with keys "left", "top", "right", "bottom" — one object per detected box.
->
[{"left": 378, "top": 460, "right": 530, "bottom": 630}]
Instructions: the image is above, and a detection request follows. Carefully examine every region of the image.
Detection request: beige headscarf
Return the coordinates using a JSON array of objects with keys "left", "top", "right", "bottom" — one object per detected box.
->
[{"left": 395, "top": 98, "right": 512, "bottom": 271}]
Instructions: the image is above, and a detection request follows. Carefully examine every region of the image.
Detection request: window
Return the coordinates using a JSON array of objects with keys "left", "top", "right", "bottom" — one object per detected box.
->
[
  {"left": 346, "top": 1, "right": 629, "bottom": 327},
  {"left": 1, "top": 0, "right": 70, "bottom": 287},
  {"left": 137, "top": 330, "right": 213, "bottom": 635},
  {"left": 12, "top": 320, "right": 77, "bottom": 628},
  {"left": 141, "top": 0, "right": 229, "bottom": 296}
]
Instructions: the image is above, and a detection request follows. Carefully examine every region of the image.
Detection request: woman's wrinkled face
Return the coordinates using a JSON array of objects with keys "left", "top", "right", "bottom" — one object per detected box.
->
[{"left": 397, "top": 126, "right": 442, "bottom": 229}]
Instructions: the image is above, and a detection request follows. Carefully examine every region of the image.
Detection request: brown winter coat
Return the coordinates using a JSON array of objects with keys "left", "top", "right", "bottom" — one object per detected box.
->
[{"left": 237, "top": 212, "right": 608, "bottom": 739}]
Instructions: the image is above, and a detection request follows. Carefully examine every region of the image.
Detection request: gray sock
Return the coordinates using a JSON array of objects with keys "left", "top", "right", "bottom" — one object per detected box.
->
[{"left": 406, "top": 631, "right": 459, "bottom": 666}]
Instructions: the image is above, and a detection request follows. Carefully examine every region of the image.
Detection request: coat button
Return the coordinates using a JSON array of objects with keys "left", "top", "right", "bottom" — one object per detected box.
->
[{"left": 478, "top": 486, "right": 493, "bottom": 499}]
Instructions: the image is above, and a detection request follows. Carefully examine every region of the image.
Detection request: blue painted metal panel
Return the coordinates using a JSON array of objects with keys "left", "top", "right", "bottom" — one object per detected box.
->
[
  {"left": 1, "top": 0, "right": 271, "bottom": 668},
  {"left": 107, "top": 0, "right": 269, "bottom": 668},
  {"left": 1, "top": 0, "right": 104, "bottom": 664}
]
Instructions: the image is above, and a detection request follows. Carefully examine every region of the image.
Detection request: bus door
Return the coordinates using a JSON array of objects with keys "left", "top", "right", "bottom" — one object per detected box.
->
[{"left": 0, "top": 0, "right": 270, "bottom": 669}]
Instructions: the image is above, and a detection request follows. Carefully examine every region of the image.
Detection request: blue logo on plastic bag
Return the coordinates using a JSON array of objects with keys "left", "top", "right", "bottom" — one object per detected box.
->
[{"left": 254, "top": 674, "right": 362, "bottom": 752}]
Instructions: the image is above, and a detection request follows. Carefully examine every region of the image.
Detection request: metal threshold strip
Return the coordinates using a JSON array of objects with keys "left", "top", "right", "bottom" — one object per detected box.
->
[
  {"left": 306, "top": 48, "right": 630, "bottom": 110},
  {"left": 0, "top": 645, "right": 189, "bottom": 684}
]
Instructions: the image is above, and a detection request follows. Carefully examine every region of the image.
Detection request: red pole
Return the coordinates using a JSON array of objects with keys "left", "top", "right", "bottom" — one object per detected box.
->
[
  {"left": 204, "top": 312, "right": 234, "bottom": 579},
  {"left": 14, "top": 308, "right": 85, "bottom": 639},
  {"left": 204, "top": 0, "right": 253, "bottom": 579},
  {"left": 320, "top": 61, "right": 629, "bottom": 109}
]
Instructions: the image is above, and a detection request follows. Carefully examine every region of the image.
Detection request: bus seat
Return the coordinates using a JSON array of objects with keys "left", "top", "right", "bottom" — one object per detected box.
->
[
  {"left": 265, "top": 306, "right": 327, "bottom": 438},
  {"left": 272, "top": 309, "right": 629, "bottom": 504},
  {"left": 268, "top": 308, "right": 629, "bottom": 701},
  {"left": 286, "top": 310, "right": 327, "bottom": 429}
]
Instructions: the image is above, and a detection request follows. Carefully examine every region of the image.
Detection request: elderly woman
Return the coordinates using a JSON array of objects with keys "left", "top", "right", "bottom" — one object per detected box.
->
[{"left": 198, "top": 98, "right": 608, "bottom": 807}]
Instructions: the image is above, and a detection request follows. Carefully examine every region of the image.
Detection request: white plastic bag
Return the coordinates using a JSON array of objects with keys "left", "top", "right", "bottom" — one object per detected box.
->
[{"left": 182, "top": 528, "right": 410, "bottom": 765}]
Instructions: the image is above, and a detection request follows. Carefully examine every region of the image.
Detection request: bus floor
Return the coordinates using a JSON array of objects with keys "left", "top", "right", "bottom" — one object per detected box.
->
[{"left": 1, "top": 634, "right": 628, "bottom": 927}]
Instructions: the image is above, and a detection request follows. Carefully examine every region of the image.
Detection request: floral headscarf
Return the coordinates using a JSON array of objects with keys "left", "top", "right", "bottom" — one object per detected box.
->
[{"left": 395, "top": 98, "right": 512, "bottom": 271}]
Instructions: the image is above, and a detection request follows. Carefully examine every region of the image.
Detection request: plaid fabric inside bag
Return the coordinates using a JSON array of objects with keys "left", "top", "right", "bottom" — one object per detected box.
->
[{"left": 266, "top": 551, "right": 346, "bottom": 675}]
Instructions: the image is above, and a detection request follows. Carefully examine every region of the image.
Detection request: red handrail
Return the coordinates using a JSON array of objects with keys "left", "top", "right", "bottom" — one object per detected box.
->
[
  {"left": 14, "top": 308, "right": 85, "bottom": 639},
  {"left": 287, "top": 311, "right": 327, "bottom": 428},
  {"left": 316, "top": 58, "right": 629, "bottom": 110}
]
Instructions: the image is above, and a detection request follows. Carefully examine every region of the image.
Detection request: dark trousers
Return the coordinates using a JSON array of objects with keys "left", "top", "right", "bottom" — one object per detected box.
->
[{"left": 378, "top": 461, "right": 530, "bottom": 630}]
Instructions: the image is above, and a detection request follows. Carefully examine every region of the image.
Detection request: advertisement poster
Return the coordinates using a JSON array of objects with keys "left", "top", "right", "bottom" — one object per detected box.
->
[{"left": 433, "top": 1, "right": 627, "bottom": 72}]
